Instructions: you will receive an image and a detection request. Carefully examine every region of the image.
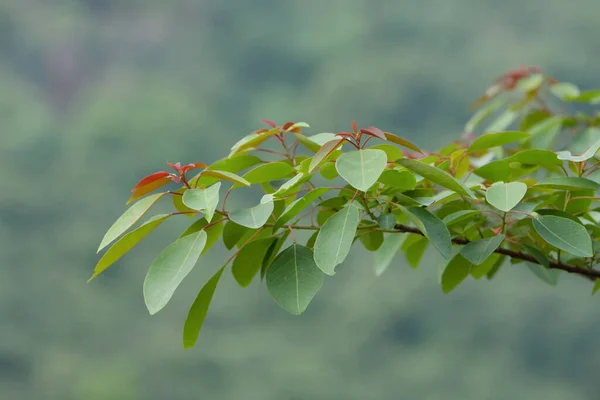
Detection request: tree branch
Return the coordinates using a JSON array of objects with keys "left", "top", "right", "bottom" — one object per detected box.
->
[{"left": 392, "top": 223, "right": 600, "bottom": 281}]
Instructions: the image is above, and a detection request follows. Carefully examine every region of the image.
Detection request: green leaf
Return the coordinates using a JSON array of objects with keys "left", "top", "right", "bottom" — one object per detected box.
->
[
  {"left": 319, "top": 162, "right": 339, "bottom": 180},
  {"left": 383, "top": 132, "right": 423, "bottom": 154},
  {"left": 222, "top": 221, "right": 250, "bottom": 250},
  {"left": 396, "top": 159, "right": 475, "bottom": 198},
  {"left": 274, "top": 188, "right": 329, "bottom": 230},
  {"left": 527, "top": 263, "right": 560, "bottom": 286},
  {"left": 182, "top": 183, "right": 221, "bottom": 222},
  {"left": 98, "top": 192, "right": 166, "bottom": 252},
  {"left": 143, "top": 230, "right": 207, "bottom": 315},
  {"left": 308, "top": 133, "right": 338, "bottom": 146},
  {"left": 593, "top": 279, "right": 600, "bottom": 295},
  {"left": 441, "top": 253, "right": 473, "bottom": 293},
  {"left": 182, "top": 266, "right": 225, "bottom": 349},
  {"left": 377, "top": 213, "right": 397, "bottom": 230},
  {"left": 406, "top": 207, "right": 452, "bottom": 259},
  {"left": 314, "top": 204, "right": 360, "bottom": 275},
  {"left": 402, "top": 235, "right": 428, "bottom": 268},
  {"left": 208, "top": 155, "right": 262, "bottom": 173},
  {"left": 243, "top": 162, "right": 295, "bottom": 184},
  {"left": 180, "top": 218, "right": 224, "bottom": 255},
  {"left": 465, "top": 97, "right": 505, "bottom": 132},
  {"left": 442, "top": 210, "right": 479, "bottom": 226},
  {"left": 534, "top": 177, "right": 600, "bottom": 191},
  {"left": 485, "top": 110, "right": 517, "bottom": 132},
  {"left": 231, "top": 237, "right": 277, "bottom": 287},
  {"left": 91, "top": 214, "right": 170, "bottom": 281},
  {"left": 470, "top": 253, "right": 503, "bottom": 279},
  {"left": 474, "top": 160, "right": 510, "bottom": 182},
  {"left": 485, "top": 181, "right": 527, "bottom": 212},
  {"left": 532, "top": 215, "right": 593, "bottom": 257},
  {"left": 374, "top": 233, "right": 404, "bottom": 276},
  {"left": 309, "top": 139, "right": 344, "bottom": 172},
  {"left": 294, "top": 133, "right": 321, "bottom": 153},
  {"left": 507, "top": 149, "right": 561, "bottom": 167},
  {"left": 460, "top": 235, "right": 504, "bottom": 265},
  {"left": 572, "top": 89, "right": 600, "bottom": 104},
  {"left": 273, "top": 172, "right": 312, "bottom": 197},
  {"left": 550, "top": 82, "right": 581, "bottom": 100},
  {"left": 199, "top": 170, "right": 250, "bottom": 187},
  {"left": 371, "top": 144, "right": 404, "bottom": 162},
  {"left": 336, "top": 149, "right": 387, "bottom": 192},
  {"left": 261, "top": 230, "right": 290, "bottom": 279},
  {"left": 172, "top": 187, "right": 196, "bottom": 217},
  {"left": 358, "top": 230, "right": 384, "bottom": 251},
  {"left": 556, "top": 135, "right": 600, "bottom": 162},
  {"left": 266, "top": 244, "right": 324, "bottom": 315},
  {"left": 228, "top": 196, "right": 274, "bottom": 229},
  {"left": 467, "top": 131, "right": 530, "bottom": 153},
  {"left": 377, "top": 169, "right": 416, "bottom": 191},
  {"left": 229, "top": 127, "right": 280, "bottom": 156}
]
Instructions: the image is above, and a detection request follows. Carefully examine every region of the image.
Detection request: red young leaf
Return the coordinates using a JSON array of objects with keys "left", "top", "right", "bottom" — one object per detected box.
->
[
  {"left": 260, "top": 119, "right": 277, "bottom": 128},
  {"left": 127, "top": 177, "right": 171, "bottom": 204},
  {"left": 335, "top": 132, "right": 354, "bottom": 138},
  {"left": 282, "top": 122, "right": 294, "bottom": 130},
  {"left": 282, "top": 121, "right": 302, "bottom": 133},
  {"left": 360, "top": 126, "right": 386, "bottom": 140},
  {"left": 180, "top": 162, "right": 207, "bottom": 174},
  {"left": 168, "top": 162, "right": 182, "bottom": 173},
  {"left": 352, "top": 120, "right": 358, "bottom": 134},
  {"left": 131, "top": 171, "right": 170, "bottom": 192}
]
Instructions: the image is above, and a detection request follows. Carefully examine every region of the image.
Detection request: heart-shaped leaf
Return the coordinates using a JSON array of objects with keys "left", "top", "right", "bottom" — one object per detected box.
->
[
  {"left": 266, "top": 244, "right": 324, "bottom": 315},
  {"left": 485, "top": 181, "right": 527, "bottom": 212},
  {"left": 182, "top": 182, "right": 221, "bottom": 222},
  {"left": 336, "top": 149, "right": 387, "bottom": 192},
  {"left": 532, "top": 215, "right": 593, "bottom": 257},
  {"left": 143, "top": 230, "right": 207, "bottom": 315},
  {"left": 314, "top": 204, "right": 360, "bottom": 275}
]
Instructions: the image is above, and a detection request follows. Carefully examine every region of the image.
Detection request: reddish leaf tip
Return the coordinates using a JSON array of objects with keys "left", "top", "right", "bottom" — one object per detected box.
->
[{"left": 260, "top": 119, "right": 277, "bottom": 128}]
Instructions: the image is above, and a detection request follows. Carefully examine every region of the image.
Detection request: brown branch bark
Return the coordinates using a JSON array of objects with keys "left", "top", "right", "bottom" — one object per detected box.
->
[{"left": 393, "top": 223, "right": 600, "bottom": 281}]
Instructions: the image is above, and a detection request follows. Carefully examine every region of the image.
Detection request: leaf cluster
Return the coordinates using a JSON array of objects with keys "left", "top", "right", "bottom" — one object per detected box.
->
[{"left": 92, "top": 67, "right": 600, "bottom": 348}]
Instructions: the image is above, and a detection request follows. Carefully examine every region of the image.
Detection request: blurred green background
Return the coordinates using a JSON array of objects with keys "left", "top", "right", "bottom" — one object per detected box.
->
[{"left": 2, "top": 1, "right": 600, "bottom": 399}]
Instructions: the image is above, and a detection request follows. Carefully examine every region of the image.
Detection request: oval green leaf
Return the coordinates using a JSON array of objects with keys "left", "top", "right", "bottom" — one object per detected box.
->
[
  {"left": 314, "top": 204, "right": 360, "bottom": 275},
  {"left": 485, "top": 181, "right": 528, "bottom": 212},
  {"left": 383, "top": 132, "right": 423, "bottom": 154},
  {"left": 98, "top": 192, "right": 166, "bottom": 252},
  {"left": 556, "top": 135, "right": 600, "bottom": 162},
  {"left": 232, "top": 237, "right": 277, "bottom": 287},
  {"left": 274, "top": 188, "right": 329, "bottom": 230},
  {"left": 468, "top": 131, "right": 530, "bottom": 153},
  {"left": 266, "top": 244, "right": 324, "bottom": 315},
  {"left": 534, "top": 177, "right": 600, "bottom": 191},
  {"left": 441, "top": 253, "right": 473, "bottom": 293},
  {"left": 396, "top": 159, "right": 475, "bottom": 198},
  {"left": 199, "top": 170, "right": 250, "bottom": 187},
  {"left": 143, "top": 230, "right": 208, "bottom": 315},
  {"left": 374, "top": 233, "right": 404, "bottom": 276},
  {"left": 91, "top": 214, "right": 170, "bottom": 281},
  {"left": 183, "top": 265, "right": 225, "bottom": 349},
  {"left": 243, "top": 162, "right": 295, "bottom": 184},
  {"left": 407, "top": 206, "right": 452, "bottom": 259},
  {"left": 532, "top": 215, "right": 593, "bottom": 257},
  {"left": 460, "top": 235, "right": 504, "bottom": 266},
  {"left": 309, "top": 139, "right": 344, "bottom": 172}
]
